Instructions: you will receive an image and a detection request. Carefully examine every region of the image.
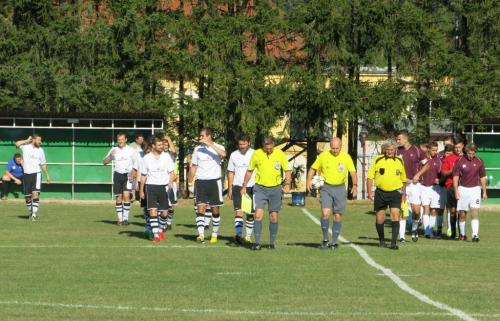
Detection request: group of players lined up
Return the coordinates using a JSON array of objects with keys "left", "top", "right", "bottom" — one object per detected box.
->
[{"left": 11, "top": 128, "right": 487, "bottom": 251}]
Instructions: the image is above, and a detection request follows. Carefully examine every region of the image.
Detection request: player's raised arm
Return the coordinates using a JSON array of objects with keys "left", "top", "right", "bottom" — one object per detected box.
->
[{"left": 15, "top": 136, "right": 32, "bottom": 148}]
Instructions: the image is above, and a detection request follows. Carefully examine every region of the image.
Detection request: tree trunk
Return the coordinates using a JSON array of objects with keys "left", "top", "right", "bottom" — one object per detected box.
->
[{"left": 177, "top": 77, "right": 187, "bottom": 198}]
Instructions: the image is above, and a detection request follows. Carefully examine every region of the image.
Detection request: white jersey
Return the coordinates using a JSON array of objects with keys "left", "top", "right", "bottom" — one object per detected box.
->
[
  {"left": 192, "top": 143, "right": 225, "bottom": 180},
  {"left": 142, "top": 152, "right": 175, "bottom": 185},
  {"left": 227, "top": 148, "right": 255, "bottom": 187},
  {"left": 20, "top": 144, "right": 46, "bottom": 174},
  {"left": 129, "top": 142, "right": 143, "bottom": 152},
  {"left": 106, "top": 145, "right": 138, "bottom": 174}
]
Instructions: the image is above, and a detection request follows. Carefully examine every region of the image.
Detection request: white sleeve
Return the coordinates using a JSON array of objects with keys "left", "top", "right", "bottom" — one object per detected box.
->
[
  {"left": 40, "top": 149, "right": 47, "bottom": 165},
  {"left": 20, "top": 144, "right": 27, "bottom": 153},
  {"left": 227, "top": 154, "right": 235, "bottom": 172},
  {"left": 132, "top": 151, "right": 140, "bottom": 170},
  {"left": 167, "top": 158, "right": 175, "bottom": 174},
  {"left": 191, "top": 148, "right": 199, "bottom": 166},
  {"left": 105, "top": 147, "right": 114, "bottom": 158}
]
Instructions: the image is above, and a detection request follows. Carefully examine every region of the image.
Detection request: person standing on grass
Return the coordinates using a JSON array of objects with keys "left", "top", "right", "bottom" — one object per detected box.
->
[
  {"left": 396, "top": 130, "right": 429, "bottom": 242},
  {"left": 453, "top": 144, "right": 487, "bottom": 242},
  {"left": 160, "top": 134, "right": 178, "bottom": 230},
  {"left": 140, "top": 137, "right": 175, "bottom": 243},
  {"left": 15, "top": 135, "right": 51, "bottom": 220},
  {"left": 103, "top": 132, "right": 138, "bottom": 226},
  {"left": 227, "top": 134, "right": 256, "bottom": 244},
  {"left": 1, "top": 153, "right": 24, "bottom": 200},
  {"left": 189, "top": 127, "right": 226, "bottom": 244},
  {"left": 441, "top": 137, "right": 465, "bottom": 238},
  {"left": 367, "top": 140, "right": 407, "bottom": 250},
  {"left": 129, "top": 134, "right": 145, "bottom": 203},
  {"left": 241, "top": 136, "right": 291, "bottom": 251},
  {"left": 306, "top": 137, "right": 357, "bottom": 250}
]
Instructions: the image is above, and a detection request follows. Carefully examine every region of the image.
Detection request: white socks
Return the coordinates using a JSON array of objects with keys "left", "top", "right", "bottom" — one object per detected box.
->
[
  {"left": 399, "top": 220, "right": 406, "bottom": 239},
  {"left": 471, "top": 219, "right": 479, "bottom": 237}
]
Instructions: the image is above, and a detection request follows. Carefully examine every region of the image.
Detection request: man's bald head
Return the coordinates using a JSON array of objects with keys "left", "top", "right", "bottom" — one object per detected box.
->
[{"left": 330, "top": 137, "right": 342, "bottom": 156}]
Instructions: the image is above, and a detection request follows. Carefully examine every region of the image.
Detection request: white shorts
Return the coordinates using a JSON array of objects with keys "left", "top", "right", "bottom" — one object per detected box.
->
[
  {"left": 420, "top": 185, "right": 444, "bottom": 209},
  {"left": 406, "top": 182, "right": 422, "bottom": 205},
  {"left": 457, "top": 186, "right": 481, "bottom": 212}
]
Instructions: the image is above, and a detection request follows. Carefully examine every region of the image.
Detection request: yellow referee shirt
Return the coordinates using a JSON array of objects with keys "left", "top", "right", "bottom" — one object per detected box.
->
[
  {"left": 249, "top": 148, "right": 290, "bottom": 187},
  {"left": 311, "top": 151, "right": 355, "bottom": 185},
  {"left": 367, "top": 155, "right": 407, "bottom": 191}
]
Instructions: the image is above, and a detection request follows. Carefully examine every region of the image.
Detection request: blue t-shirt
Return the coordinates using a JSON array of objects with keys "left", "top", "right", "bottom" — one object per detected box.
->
[{"left": 6, "top": 159, "right": 23, "bottom": 178}]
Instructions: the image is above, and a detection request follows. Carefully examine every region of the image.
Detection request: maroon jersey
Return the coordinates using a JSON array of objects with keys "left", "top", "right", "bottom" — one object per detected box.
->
[
  {"left": 422, "top": 155, "right": 441, "bottom": 186},
  {"left": 452, "top": 156, "right": 486, "bottom": 188},
  {"left": 397, "top": 145, "right": 427, "bottom": 180}
]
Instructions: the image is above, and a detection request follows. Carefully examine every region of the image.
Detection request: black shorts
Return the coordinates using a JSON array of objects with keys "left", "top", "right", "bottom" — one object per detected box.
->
[
  {"left": 146, "top": 185, "right": 169, "bottom": 211},
  {"left": 195, "top": 179, "right": 223, "bottom": 206},
  {"left": 113, "top": 172, "right": 132, "bottom": 196},
  {"left": 446, "top": 186, "right": 457, "bottom": 209},
  {"left": 374, "top": 189, "right": 403, "bottom": 211},
  {"left": 23, "top": 173, "right": 41, "bottom": 196},
  {"left": 232, "top": 185, "right": 254, "bottom": 214}
]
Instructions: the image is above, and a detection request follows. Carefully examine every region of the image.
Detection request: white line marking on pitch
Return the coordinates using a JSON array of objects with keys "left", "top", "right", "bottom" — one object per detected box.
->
[
  {"left": 0, "top": 244, "right": 231, "bottom": 249},
  {"left": 302, "top": 208, "right": 478, "bottom": 321}
]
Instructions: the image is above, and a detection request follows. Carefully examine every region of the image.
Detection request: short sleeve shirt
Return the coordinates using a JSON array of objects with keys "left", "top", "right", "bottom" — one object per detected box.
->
[
  {"left": 20, "top": 144, "right": 46, "bottom": 174},
  {"left": 142, "top": 152, "right": 175, "bottom": 186},
  {"left": 228, "top": 148, "right": 255, "bottom": 187},
  {"left": 367, "top": 155, "right": 407, "bottom": 191},
  {"left": 421, "top": 155, "right": 441, "bottom": 186},
  {"left": 191, "top": 143, "right": 225, "bottom": 180},
  {"left": 106, "top": 145, "right": 138, "bottom": 174},
  {"left": 441, "top": 154, "right": 460, "bottom": 189},
  {"left": 397, "top": 145, "right": 426, "bottom": 180},
  {"left": 6, "top": 159, "right": 23, "bottom": 178},
  {"left": 453, "top": 156, "right": 486, "bottom": 188},
  {"left": 311, "top": 151, "right": 355, "bottom": 185},
  {"left": 248, "top": 148, "right": 290, "bottom": 187}
]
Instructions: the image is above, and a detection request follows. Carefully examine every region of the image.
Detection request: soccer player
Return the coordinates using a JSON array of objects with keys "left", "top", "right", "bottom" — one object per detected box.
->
[
  {"left": 396, "top": 130, "right": 429, "bottom": 242},
  {"left": 441, "top": 137, "right": 465, "bottom": 238},
  {"left": 242, "top": 136, "right": 291, "bottom": 250},
  {"left": 418, "top": 142, "right": 442, "bottom": 238},
  {"left": 129, "top": 134, "right": 145, "bottom": 203},
  {"left": 103, "top": 132, "right": 138, "bottom": 225},
  {"left": 306, "top": 137, "right": 357, "bottom": 250},
  {"left": 453, "top": 144, "right": 487, "bottom": 241},
  {"left": 1, "top": 153, "right": 23, "bottom": 200},
  {"left": 140, "top": 137, "right": 175, "bottom": 243},
  {"left": 161, "top": 135, "right": 178, "bottom": 230},
  {"left": 129, "top": 134, "right": 145, "bottom": 152},
  {"left": 189, "top": 128, "right": 226, "bottom": 244},
  {"left": 367, "top": 140, "right": 406, "bottom": 250},
  {"left": 227, "top": 134, "right": 255, "bottom": 244},
  {"left": 15, "top": 135, "right": 51, "bottom": 220}
]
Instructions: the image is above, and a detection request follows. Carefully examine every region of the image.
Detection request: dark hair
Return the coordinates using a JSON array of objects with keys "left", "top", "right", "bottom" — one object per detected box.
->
[
  {"left": 263, "top": 136, "right": 275, "bottom": 145},
  {"left": 200, "top": 127, "right": 213, "bottom": 138},
  {"left": 444, "top": 144, "right": 454, "bottom": 152},
  {"left": 152, "top": 137, "right": 163, "bottom": 145},
  {"left": 443, "top": 136, "right": 453, "bottom": 143},
  {"left": 135, "top": 134, "right": 144, "bottom": 140},
  {"left": 466, "top": 143, "right": 477, "bottom": 152},
  {"left": 430, "top": 141, "right": 438, "bottom": 148},
  {"left": 116, "top": 132, "right": 127, "bottom": 139},
  {"left": 397, "top": 130, "right": 409, "bottom": 138},
  {"left": 32, "top": 133, "right": 41, "bottom": 139},
  {"left": 453, "top": 137, "right": 464, "bottom": 145},
  {"left": 13, "top": 153, "right": 22, "bottom": 159},
  {"left": 238, "top": 134, "right": 250, "bottom": 142}
]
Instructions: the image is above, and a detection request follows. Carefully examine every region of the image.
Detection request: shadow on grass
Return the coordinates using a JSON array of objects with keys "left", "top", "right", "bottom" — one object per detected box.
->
[
  {"left": 17, "top": 215, "right": 30, "bottom": 220},
  {"left": 285, "top": 242, "right": 321, "bottom": 249},
  {"left": 358, "top": 236, "right": 391, "bottom": 242},
  {"left": 95, "top": 220, "right": 120, "bottom": 225},
  {"left": 119, "top": 230, "right": 147, "bottom": 240},
  {"left": 176, "top": 223, "right": 197, "bottom": 229}
]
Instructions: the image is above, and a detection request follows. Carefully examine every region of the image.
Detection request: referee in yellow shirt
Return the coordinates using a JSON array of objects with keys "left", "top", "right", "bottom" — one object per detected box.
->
[
  {"left": 367, "top": 140, "right": 407, "bottom": 250},
  {"left": 242, "top": 136, "right": 291, "bottom": 250},
  {"left": 306, "top": 138, "right": 357, "bottom": 250}
]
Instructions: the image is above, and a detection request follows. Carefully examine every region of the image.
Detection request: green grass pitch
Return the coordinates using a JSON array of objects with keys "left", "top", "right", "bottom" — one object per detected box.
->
[{"left": 0, "top": 199, "right": 499, "bottom": 321}]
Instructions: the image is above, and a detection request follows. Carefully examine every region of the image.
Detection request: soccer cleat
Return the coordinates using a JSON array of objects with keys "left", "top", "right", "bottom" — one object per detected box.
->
[
  {"left": 116, "top": 220, "right": 123, "bottom": 226},
  {"left": 210, "top": 235, "right": 218, "bottom": 244},
  {"left": 399, "top": 238, "right": 406, "bottom": 243},
  {"left": 234, "top": 235, "right": 242, "bottom": 245},
  {"left": 30, "top": 214, "right": 38, "bottom": 221},
  {"left": 459, "top": 235, "right": 467, "bottom": 241},
  {"left": 158, "top": 232, "right": 165, "bottom": 241},
  {"left": 412, "top": 233, "right": 418, "bottom": 242},
  {"left": 123, "top": 220, "right": 130, "bottom": 226},
  {"left": 378, "top": 241, "right": 386, "bottom": 248},
  {"left": 321, "top": 241, "right": 330, "bottom": 249},
  {"left": 331, "top": 243, "right": 339, "bottom": 250},
  {"left": 389, "top": 244, "right": 399, "bottom": 250},
  {"left": 268, "top": 244, "right": 275, "bottom": 250},
  {"left": 424, "top": 234, "right": 431, "bottom": 239},
  {"left": 152, "top": 235, "right": 161, "bottom": 243},
  {"left": 251, "top": 244, "right": 262, "bottom": 251},
  {"left": 196, "top": 235, "right": 205, "bottom": 243},
  {"left": 472, "top": 235, "right": 480, "bottom": 242},
  {"left": 144, "top": 230, "right": 154, "bottom": 240},
  {"left": 204, "top": 225, "right": 210, "bottom": 230},
  {"left": 244, "top": 235, "right": 253, "bottom": 244}
]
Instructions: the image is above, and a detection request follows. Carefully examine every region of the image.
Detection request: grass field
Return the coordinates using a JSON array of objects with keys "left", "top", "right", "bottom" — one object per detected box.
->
[{"left": 0, "top": 198, "right": 499, "bottom": 321}]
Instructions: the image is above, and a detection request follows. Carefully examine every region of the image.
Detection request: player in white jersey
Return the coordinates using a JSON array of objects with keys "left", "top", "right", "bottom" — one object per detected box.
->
[
  {"left": 15, "top": 134, "right": 51, "bottom": 220},
  {"left": 140, "top": 137, "right": 175, "bottom": 243},
  {"left": 160, "top": 134, "right": 178, "bottom": 230},
  {"left": 129, "top": 134, "right": 144, "bottom": 202},
  {"left": 227, "top": 135, "right": 255, "bottom": 244},
  {"left": 103, "top": 132, "right": 138, "bottom": 226},
  {"left": 189, "top": 127, "right": 226, "bottom": 244}
]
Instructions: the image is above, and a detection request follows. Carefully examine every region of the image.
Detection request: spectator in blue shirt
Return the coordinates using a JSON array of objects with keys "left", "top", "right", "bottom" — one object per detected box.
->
[{"left": 1, "top": 153, "right": 23, "bottom": 200}]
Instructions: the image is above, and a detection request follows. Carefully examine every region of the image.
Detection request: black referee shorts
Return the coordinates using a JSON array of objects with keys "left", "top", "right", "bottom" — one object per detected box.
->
[{"left": 374, "top": 189, "right": 403, "bottom": 211}]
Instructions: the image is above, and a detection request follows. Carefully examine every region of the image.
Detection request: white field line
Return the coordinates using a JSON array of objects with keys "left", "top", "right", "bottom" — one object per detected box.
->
[
  {"left": 301, "top": 208, "right": 478, "bottom": 321},
  {"left": 0, "top": 244, "right": 232, "bottom": 249},
  {"left": 0, "top": 300, "right": 493, "bottom": 318}
]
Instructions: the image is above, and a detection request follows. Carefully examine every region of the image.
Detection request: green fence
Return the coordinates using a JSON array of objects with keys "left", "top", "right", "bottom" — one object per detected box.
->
[{"left": 0, "top": 116, "right": 162, "bottom": 200}]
